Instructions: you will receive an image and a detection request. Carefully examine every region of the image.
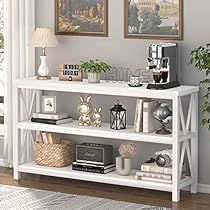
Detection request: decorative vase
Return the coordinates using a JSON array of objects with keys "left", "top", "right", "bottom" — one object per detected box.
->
[
  {"left": 116, "top": 156, "right": 131, "bottom": 176},
  {"left": 87, "top": 72, "right": 100, "bottom": 83},
  {"left": 37, "top": 55, "right": 51, "bottom": 80}
]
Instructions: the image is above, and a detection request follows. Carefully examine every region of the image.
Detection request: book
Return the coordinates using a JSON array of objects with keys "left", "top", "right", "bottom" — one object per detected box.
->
[
  {"left": 51, "top": 133, "right": 61, "bottom": 144},
  {"left": 136, "top": 171, "right": 172, "bottom": 180},
  {"left": 134, "top": 99, "right": 144, "bottom": 132},
  {"left": 135, "top": 175, "right": 172, "bottom": 184},
  {"left": 141, "top": 162, "right": 172, "bottom": 175},
  {"left": 72, "top": 164, "right": 115, "bottom": 174},
  {"left": 41, "top": 132, "right": 48, "bottom": 144},
  {"left": 32, "top": 112, "right": 71, "bottom": 120},
  {"left": 143, "top": 100, "right": 159, "bottom": 133},
  {"left": 47, "top": 133, "right": 53, "bottom": 144},
  {"left": 36, "top": 134, "right": 43, "bottom": 144},
  {"left": 72, "top": 162, "right": 115, "bottom": 170},
  {"left": 31, "top": 117, "right": 73, "bottom": 125}
]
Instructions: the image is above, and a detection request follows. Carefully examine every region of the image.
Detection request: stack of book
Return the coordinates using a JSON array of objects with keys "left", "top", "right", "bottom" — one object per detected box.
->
[
  {"left": 134, "top": 99, "right": 159, "bottom": 133},
  {"left": 72, "top": 162, "right": 115, "bottom": 174},
  {"left": 36, "top": 132, "right": 61, "bottom": 144},
  {"left": 135, "top": 162, "right": 172, "bottom": 184},
  {"left": 31, "top": 112, "right": 73, "bottom": 125}
]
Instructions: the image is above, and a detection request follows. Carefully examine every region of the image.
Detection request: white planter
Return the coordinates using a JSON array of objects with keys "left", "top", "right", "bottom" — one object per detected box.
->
[{"left": 87, "top": 72, "right": 100, "bottom": 83}]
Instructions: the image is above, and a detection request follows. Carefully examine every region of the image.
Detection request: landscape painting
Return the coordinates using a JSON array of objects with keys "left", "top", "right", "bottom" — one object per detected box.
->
[
  {"left": 125, "top": 0, "right": 183, "bottom": 40},
  {"left": 55, "top": 0, "right": 108, "bottom": 36}
]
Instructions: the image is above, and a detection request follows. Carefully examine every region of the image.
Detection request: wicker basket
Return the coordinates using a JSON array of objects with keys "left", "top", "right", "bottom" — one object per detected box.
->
[{"left": 35, "top": 140, "right": 74, "bottom": 167}]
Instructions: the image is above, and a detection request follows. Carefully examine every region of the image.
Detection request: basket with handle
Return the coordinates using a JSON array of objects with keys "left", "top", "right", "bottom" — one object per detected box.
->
[{"left": 35, "top": 140, "right": 74, "bottom": 167}]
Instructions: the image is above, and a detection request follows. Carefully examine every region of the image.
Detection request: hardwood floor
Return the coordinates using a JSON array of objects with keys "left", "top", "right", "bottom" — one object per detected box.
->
[{"left": 0, "top": 167, "right": 210, "bottom": 210}]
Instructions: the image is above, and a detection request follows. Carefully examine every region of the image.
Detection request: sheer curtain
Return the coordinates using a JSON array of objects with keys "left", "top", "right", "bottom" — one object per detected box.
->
[{"left": 4, "top": 0, "right": 35, "bottom": 165}]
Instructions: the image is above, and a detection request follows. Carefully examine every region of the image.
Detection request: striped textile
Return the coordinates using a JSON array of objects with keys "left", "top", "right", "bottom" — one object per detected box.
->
[{"left": 0, "top": 185, "right": 172, "bottom": 210}]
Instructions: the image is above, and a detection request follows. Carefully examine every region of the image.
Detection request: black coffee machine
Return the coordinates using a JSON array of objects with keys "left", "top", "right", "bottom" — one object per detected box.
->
[{"left": 146, "top": 42, "right": 180, "bottom": 90}]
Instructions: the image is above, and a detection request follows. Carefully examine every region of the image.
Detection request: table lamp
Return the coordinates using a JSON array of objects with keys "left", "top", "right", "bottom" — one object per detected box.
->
[{"left": 31, "top": 27, "right": 58, "bottom": 80}]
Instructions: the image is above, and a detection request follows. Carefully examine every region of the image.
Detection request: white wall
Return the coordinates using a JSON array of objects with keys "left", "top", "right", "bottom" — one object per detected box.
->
[{"left": 36, "top": 0, "right": 210, "bottom": 185}]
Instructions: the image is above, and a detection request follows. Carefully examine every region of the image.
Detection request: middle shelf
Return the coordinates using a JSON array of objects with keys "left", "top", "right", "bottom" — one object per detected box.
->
[{"left": 18, "top": 120, "right": 194, "bottom": 144}]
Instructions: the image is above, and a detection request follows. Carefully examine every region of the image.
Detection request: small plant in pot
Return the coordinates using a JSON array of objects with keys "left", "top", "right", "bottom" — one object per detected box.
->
[
  {"left": 79, "top": 59, "right": 112, "bottom": 83},
  {"left": 189, "top": 43, "right": 210, "bottom": 129}
]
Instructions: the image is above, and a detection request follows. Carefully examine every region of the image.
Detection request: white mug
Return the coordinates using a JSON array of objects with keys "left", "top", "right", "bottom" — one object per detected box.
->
[{"left": 129, "top": 76, "right": 143, "bottom": 87}]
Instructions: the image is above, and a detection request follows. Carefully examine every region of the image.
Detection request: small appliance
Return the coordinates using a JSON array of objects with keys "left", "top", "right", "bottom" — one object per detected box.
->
[{"left": 146, "top": 42, "right": 180, "bottom": 89}]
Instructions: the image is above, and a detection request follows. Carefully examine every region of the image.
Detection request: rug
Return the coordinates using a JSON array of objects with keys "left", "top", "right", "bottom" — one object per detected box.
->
[{"left": 0, "top": 184, "right": 172, "bottom": 210}]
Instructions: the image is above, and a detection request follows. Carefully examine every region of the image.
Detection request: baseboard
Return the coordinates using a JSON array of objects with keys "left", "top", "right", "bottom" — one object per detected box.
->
[
  {"left": 198, "top": 184, "right": 210, "bottom": 194},
  {"left": 0, "top": 158, "right": 8, "bottom": 167}
]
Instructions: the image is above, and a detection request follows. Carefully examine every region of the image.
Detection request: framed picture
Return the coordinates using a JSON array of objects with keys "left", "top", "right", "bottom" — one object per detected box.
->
[
  {"left": 124, "top": 0, "right": 183, "bottom": 40},
  {"left": 55, "top": 0, "right": 108, "bottom": 37},
  {"left": 42, "top": 96, "right": 57, "bottom": 114}
]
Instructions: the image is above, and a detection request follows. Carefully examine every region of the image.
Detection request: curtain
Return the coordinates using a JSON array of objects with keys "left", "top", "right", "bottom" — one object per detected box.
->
[{"left": 4, "top": 0, "right": 35, "bottom": 165}]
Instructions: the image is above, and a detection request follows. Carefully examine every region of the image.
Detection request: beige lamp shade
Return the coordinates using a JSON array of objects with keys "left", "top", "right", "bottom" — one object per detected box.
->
[{"left": 31, "top": 27, "right": 58, "bottom": 48}]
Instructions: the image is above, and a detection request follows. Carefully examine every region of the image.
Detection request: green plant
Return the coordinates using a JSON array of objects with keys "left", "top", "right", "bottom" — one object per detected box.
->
[
  {"left": 189, "top": 43, "right": 210, "bottom": 129},
  {"left": 79, "top": 59, "right": 112, "bottom": 73}
]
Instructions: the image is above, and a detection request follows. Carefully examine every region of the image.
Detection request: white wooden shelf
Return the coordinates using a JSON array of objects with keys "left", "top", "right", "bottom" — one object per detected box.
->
[
  {"left": 19, "top": 120, "right": 173, "bottom": 144},
  {"left": 13, "top": 77, "right": 199, "bottom": 202},
  {"left": 15, "top": 77, "right": 199, "bottom": 99},
  {"left": 18, "top": 162, "right": 191, "bottom": 192},
  {"left": 18, "top": 120, "right": 195, "bottom": 145}
]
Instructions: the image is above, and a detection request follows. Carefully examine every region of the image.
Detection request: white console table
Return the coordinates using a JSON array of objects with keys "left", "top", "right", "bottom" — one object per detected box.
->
[{"left": 13, "top": 77, "right": 199, "bottom": 202}]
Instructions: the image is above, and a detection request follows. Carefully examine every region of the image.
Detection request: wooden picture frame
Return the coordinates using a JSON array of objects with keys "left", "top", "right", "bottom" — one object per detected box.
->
[
  {"left": 55, "top": 0, "right": 108, "bottom": 37},
  {"left": 124, "top": 0, "right": 183, "bottom": 40}
]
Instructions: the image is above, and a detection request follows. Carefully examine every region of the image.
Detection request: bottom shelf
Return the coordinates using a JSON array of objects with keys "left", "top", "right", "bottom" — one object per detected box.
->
[{"left": 18, "top": 162, "right": 192, "bottom": 192}]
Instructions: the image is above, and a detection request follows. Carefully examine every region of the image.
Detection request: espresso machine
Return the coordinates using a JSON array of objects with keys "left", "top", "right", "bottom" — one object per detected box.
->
[{"left": 146, "top": 42, "right": 180, "bottom": 89}]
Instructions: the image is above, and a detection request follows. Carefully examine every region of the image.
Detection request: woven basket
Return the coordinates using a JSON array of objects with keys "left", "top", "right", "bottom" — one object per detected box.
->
[{"left": 35, "top": 140, "right": 74, "bottom": 167}]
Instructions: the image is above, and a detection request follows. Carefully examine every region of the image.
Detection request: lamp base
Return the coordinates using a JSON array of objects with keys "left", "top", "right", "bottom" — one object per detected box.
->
[
  {"left": 36, "top": 75, "right": 51, "bottom": 80},
  {"left": 37, "top": 55, "right": 51, "bottom": 80}
]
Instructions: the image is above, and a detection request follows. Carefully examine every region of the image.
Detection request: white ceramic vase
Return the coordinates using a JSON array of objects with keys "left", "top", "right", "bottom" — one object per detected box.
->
[
  {"left": 38, "top": 55, "right": 50, "bottom": 77},
  {"left": 116, "top": 156, "right": 131, "bottom": 176},
  {"left": 87, "top": 72, "right": 100, "bottom": 83}
]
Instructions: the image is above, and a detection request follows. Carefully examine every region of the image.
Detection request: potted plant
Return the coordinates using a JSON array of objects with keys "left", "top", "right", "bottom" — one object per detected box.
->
[
  {"left": 79, "top": 59, "right": 112, "bottom": 83},
  {"left": 189, "top": 43, "right": 210, "bottom": 129}
]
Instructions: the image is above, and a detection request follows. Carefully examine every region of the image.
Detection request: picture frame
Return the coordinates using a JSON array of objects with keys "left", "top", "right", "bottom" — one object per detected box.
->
[
  {"left": 42, "top": 96, "right": 57, "bottom": 114},
  {"left": 124, "top": 0, "right": 183, "bottom": 40},
  {"left": 55, "top": 0, "right": 108, "bottom": 37}
]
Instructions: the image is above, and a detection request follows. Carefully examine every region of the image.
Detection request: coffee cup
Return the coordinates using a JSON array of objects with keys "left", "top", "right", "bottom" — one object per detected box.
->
[
  {"left": 129, "top": 76, "right": 143, "bottom": 87},
  {"left": 153, "top": 72, "right": 162, "bottom": 83}
]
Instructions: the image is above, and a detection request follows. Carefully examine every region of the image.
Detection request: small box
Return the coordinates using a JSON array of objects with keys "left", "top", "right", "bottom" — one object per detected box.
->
[{"left": 76, "top": 143, "right": 113, "bottom": 166}]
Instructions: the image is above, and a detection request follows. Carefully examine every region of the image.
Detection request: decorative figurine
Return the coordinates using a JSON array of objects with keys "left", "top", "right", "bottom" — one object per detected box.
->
[
  {"left": 144, "top": 149, "right": 173, "bottom": 168},
  {"left": 153, "top": 103, "right": 172, "bottom": 134},
  {"left": 78, "top": 96, "right": 93, "bottom": 126},
  {"left": 93, "top": 107, "right": 102, "bottom": 127},
  {"left": 110, "top": 100, "right": 127, "bottom": 130},
  {"left": 116, "top": 144, "right": 136, "bottom": 176},
  {"left": 155, "top": 149, "right": 173, "bottom": 167}
]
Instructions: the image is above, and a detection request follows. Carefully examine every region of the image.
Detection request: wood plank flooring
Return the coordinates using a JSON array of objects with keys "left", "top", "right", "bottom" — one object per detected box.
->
[{"left": 0, "top": 167, "right": 210, "bottom": 210}]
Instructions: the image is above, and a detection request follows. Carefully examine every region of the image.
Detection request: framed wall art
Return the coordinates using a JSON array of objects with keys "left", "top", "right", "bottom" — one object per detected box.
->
[
  {"left": 124, "top": 0, "right": 183, "bottom": 40},
  {"left": 55, "top": 0, "right": 108, "bottom": 37}
]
